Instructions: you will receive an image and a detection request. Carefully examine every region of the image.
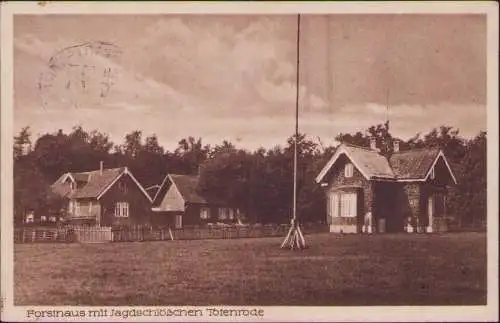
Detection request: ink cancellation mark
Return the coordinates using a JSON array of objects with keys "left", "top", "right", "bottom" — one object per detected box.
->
[{"left": 37, "top": 41, "right": 123, "bottom": 109}]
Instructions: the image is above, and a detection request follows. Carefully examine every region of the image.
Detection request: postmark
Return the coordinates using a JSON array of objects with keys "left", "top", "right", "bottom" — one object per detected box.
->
[{"left": 38, "top": 41, "right": 123, "bottom": 109}]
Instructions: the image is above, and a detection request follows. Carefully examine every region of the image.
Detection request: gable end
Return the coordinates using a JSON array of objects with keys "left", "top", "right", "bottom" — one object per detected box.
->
[
  {"left": 316, "top": 146, "right": 371, "bottom": 183},
  {"left": 423, "top": 150, "right": 458, "bottom": 184},
  {"left": 96, "top": 168, "right": 152, "bottom": 202}
]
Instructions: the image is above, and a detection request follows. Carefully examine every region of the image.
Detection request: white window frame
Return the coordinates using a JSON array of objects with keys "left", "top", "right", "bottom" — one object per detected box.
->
[
  {"left": 69, "top": 200, "right": 74, "bottom": 215},
  {"left": 26, "top": 212, "right": 34, "bottom": 223},
  {"left": 175, "top": 214, "right": 182, "bottom": 228},
  {"left": 74, "top": 201, "right": 80, "bottom": 216},
  {"left": 329, "top": 192, "right": 357, "bottom": 218},
  {"left": 329, "top": 193, "right": 339, "bottom": 218},
  {"left": 218, "top": 207, "right": 229, "bottom": 220},
  {"left": 344, "top": 163, "right": 354, "bottom": 178},
  {"left": 430, "top": 166, "right": 435, "bottom": 180},
  {"left": 200, "top": 207, "right": 210, "bottom": 219},
  {"left": 341, "top": 193, "right": 357, "bottom": 218},
  {"left": 115, "top": 202, "right": 129, "bottom": 218}
]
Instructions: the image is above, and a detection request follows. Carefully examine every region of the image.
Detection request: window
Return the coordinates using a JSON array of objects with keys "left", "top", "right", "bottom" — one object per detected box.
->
[
  {"left": 25, "top": 212, "right": 34, "bottom": 223},
  {"left": 89, "top": 201, "right": 93, "bottom": 214},
  {"left": 328, "top": 193, "right": 339, "bottom": 217},
  {"left": 175, "top": 214, "right": 182, "bottom": 228},
  {"left": 49, "top": 216, "right": 57, "bottom": 223},
  {"left": 341, "top": 193, "right": 357, "bottom": 217},
  {"left": 70, "top": 181, "right": 76, "bottom": 191},
  {"left": 430, "top": 167, "right": 435, "bottom": 180},
  {"left": 344, "top": 163, "right": 354, "bottom": 178},
  {"left": 69, "top": 200, "right": 74, "bottom": 214},
  {"left": 228, "top": 208, "right": 234, "bottom": 220},
  {"left": 118, "top": 181, "right": 128, "bottom": 193},
  {"left": 200, "top": 207, "right": 210, "bottom": 219},
  {"left": 115, "top": 202, "right": 129, "bottom": 217},
  {"left": 328, "top": 192, "right": 357, "bottom": 218},
  {"left": 74, "top": 201, "right": 80, "bottom": 216},
  {"left": 218, "top": 208, "right": 229, "bottom": 220}
]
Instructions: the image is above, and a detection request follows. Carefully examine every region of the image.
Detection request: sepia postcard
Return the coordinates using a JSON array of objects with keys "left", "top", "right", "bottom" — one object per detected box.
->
[{"left": 1, "top": 1, "right": 498, "bottom": 322}]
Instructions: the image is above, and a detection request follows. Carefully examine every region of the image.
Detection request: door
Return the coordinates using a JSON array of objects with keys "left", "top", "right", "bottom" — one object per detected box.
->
[
  {"left": 427, "top": 196, "right": 434, "bottom": 232},
  {"left": 175, "top": 214, "right": 182, "bottom": 229}
]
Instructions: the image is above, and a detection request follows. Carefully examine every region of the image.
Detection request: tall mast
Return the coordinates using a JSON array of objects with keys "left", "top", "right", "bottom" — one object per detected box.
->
[
  {"left": 293, "top": 13, "right": 301, "bottom": 222},
  {"left": 281, "top": 13, "right": 306, "bottom": 250}
]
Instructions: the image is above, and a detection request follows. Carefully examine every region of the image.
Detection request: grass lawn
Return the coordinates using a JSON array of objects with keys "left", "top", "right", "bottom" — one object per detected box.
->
[{"left": 14, "top": 232, "right": 486, "bottom": 306}]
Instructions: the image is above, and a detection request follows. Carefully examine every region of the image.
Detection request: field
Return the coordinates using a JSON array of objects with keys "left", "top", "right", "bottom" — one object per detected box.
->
[{"left": 14, "top": 232, "right": 486, "bottom": 306}]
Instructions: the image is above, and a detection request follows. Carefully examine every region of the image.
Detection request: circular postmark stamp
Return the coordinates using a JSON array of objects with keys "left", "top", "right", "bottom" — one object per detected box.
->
[{"left": 38, "top": 41, "right": 123, "bottom": 109}]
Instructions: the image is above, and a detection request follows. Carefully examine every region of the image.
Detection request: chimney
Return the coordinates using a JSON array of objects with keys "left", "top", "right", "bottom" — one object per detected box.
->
[
  {"left": 393, "top": 140, "right": 400, "bottom": 153},
  {"left": 370, "top": 137, "right": 377, "bottom": 151},
  {"left": 100, "top": 161, "right": 104, "bottom": 175}
]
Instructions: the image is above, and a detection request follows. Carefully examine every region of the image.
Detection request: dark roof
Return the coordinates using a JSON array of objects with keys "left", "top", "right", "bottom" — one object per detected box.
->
[
  {"left": 153, "top": 173, "right": 229, "bottom": 206},
  {"left": 145, "top": 185, "right": 161, "bottom": 200},
  {"left": 169, "top": 174, "right": 207, "bottom": 204},
  {"left": 51, "top": 167, "right": 125, "bottom": 199},
  {"left": 316, "top": 143, "right": 454, "bottom": 183},
  {"left": 389, "top": 148, "right": 440, "bottom": 179}
]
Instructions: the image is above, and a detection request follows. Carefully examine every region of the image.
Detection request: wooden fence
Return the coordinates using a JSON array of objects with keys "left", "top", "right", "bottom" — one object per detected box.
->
[
  {"left": 14, "top": 223, "right": 328, "bottom": 244},
  {"left": 14, "top": 227, "right": 73, "bottom": 243},
  {"left": 73, "top": 226, "right": 112, "bottom": 243}
]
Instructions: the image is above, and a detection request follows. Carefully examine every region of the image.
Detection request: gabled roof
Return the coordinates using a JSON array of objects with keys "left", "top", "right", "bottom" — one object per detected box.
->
[
  {"left": 153, "top": 174, "right": 207, "bottom": 205},
  {"left": 153, "top": 173, "right": 231, "bottom": 207},
  {"left": 51, "top": 167, "right": 152, "bottom": 202},
  {"left": 315, "top": 143, "right": 457, "bottom": 184},
  {"left": 389, "top": 147, "right": 440, "bottom": 180},
  {"left": 315, "top": 144, "right": 395, "bottom": 182}
]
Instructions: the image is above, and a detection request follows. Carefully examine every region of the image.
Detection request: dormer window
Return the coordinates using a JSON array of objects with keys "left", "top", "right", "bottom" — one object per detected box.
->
[
  {"left": 70, "top": 182, "right": 76, "bottom": 191},
  {"left": 345, "top": 163, "right": 354, "bottom": 178},
  {"left": 430, "top": 167, "right": 435, "bottom": 180}
]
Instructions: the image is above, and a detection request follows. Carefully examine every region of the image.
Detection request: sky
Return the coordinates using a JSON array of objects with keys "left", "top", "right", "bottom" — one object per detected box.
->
[{"left": 14, "top": 14, "right": 487, "bottom": 151}]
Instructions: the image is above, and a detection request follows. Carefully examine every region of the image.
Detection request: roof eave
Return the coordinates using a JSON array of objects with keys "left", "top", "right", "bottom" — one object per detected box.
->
[{"left": 371, "top": 176, "right": 397, "bottom": 182}]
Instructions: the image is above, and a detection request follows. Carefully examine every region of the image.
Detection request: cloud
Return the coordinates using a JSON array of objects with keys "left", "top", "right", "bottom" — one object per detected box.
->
[{"left": 13, "top": 15, "right": 487, "bottom": 152}]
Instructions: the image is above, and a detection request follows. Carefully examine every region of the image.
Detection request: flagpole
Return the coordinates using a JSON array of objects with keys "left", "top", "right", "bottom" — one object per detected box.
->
[
  {"left": 281, "top": 13, "right": 305, "bottom": 250},
  {"left": 293, "top": 13, "right": 300, "bottom": 224}
]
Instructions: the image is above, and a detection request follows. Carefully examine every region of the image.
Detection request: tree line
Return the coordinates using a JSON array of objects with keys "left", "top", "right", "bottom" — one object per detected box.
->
[{"left": 13, "top": 123, "right": 486, "bottom": 227}]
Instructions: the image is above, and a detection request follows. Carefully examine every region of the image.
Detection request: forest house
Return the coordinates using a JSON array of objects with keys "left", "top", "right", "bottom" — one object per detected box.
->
[
  {"left": 151, "top": 173, "right": 240, "bottom": 228},
  {"left": 51, "top": 163, "right": 152, "bottom": 226},
  {"left": 315, "top": 139, "right": 457, "bottom": 234}
]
